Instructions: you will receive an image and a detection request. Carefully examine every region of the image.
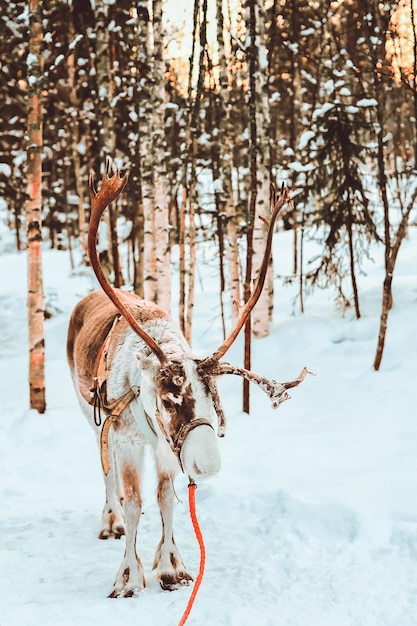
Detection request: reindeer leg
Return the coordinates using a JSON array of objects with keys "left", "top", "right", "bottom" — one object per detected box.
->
[
  {"left": 98, "top": 429, "right": 125, "bottom": 539},
  {"left": 153, "top": 472, "right": 192, "bottom": 591},
  {"left": 109, "top": 438, "right": 146, "bottom": 598}
]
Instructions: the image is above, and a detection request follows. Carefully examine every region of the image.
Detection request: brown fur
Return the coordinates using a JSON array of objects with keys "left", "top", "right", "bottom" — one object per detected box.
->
[
  {"left": 160, "top": 383, "right": 196, "bottom": 440},
  {"left": 67, "top": 289, "right": 170, "bottom": 403},
  {"left": 121, "top": 463, "right": 141, "bottom": 506}
]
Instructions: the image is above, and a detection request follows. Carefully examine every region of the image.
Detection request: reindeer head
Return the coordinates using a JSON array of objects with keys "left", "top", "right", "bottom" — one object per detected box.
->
[
  {"left": 137, "top": 354, "right": 220, "bottom": 479},
  {"left": 88, "top": 158, "right": 311, "bottom": 480}
]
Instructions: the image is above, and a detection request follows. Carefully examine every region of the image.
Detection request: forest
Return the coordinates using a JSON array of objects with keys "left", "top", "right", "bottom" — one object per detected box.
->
[
  {"left": 0, "top": 0, "right": 416, "bottom": 410},
  {"left": 1, "top": 3, "right": 417, "bottom": 622}
]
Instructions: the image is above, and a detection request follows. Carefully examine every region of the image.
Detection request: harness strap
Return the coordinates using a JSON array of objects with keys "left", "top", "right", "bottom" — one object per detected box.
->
[
  {"left": 89, "top": 315, "right": 142, "bottom": 475},
  {"left": 95, "top": 315, "right": 120, "bottom": 388},
  {"left": 90, "top": 315, "right": 121, "bottom": 426},
  {"left": 100, "top": 387, "right": 140, "bottom": 476}
]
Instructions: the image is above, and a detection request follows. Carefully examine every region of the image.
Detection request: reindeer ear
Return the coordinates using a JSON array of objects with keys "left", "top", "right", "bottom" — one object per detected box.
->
[{"left": 136, "top": 353, "right": 159, "bottom": 377}]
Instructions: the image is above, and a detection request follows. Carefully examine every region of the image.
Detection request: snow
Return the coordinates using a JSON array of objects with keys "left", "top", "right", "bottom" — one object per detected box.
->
[
  {"left": 357, "top": 98, "right": 378, "bottom": 108},
  {"left": 298, "top": 130, "right": 315, "bottom": 151},
  {"left": 1, "top": 225, "right": 417, "bottom": 626},
  {"left": 0, "top": 163, "right": 12, "bottom": 177},
  {"left": 312, "top": 102, "right": 335, "bottom": 120}
]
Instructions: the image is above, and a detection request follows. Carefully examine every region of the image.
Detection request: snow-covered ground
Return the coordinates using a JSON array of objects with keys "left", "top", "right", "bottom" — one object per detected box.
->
[{"left": 1, "top": 226, "right": 417, "bottom": 626}]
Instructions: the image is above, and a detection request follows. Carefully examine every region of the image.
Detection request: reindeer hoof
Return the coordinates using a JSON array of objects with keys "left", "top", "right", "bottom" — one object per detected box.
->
[
  {"left": 99, "top": 507, "right": 125, "bottom": 540},
  {"left": 109, "top": 563, "right": 145, "bottom": 598},
  {"left": 108, "top": 586, "right": 141, "bottom": 599},
  {"left": 98, "top": 525, "right": 125, "bottom": 540},
  {"left": 159, "top": 571, "right": 193, "bottom": 591}
]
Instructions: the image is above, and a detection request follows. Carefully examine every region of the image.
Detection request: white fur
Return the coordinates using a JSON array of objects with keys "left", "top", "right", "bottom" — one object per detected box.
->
[
  {"left": 181, "top": 425, "right": 221, "bottom": 479},
  {"left": 67, "top": 290, "right": 221, "bottom": 597}
]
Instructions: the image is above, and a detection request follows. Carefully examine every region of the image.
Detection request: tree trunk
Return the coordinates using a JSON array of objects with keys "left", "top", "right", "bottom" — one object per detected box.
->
[
  {"left": 289, "top": 0, "right": 301, "bottom": 277},
  {"left": 373, "top": 188, "right": 417, "bottom": 370},
  {"left": 153, "top": 0, "right": 171, "bottom": 312},
  {"left": 215, "top": 0, "right": 241, "bottom": 318},
  {"left": 185, "top": 187, "right": 196, "bottom": 345},
  {"left": 299, "top": 204, "right": 305, "bottom": 314},
  {"left": 412, "top": 0, "right": 417, "bottom": 167},
  {"left": 179, "top": 186, "right": 187, "bottom": 333},
  {"left": 347, "top": 204, "right": 361, "bottom": 319},
  {"left": 26, "top": 0, "right": 46, "bottom": 413},
  {"left": 14, "top": 192, "right": 22, "bottom": 252},
  {"left": 373, "top": 270, "right": 393, "bottom": 371},
  {"left": 243, "top": 0, "right": 258, "bottom": 414},
  {"left": 248, "top": 0, "right": 272, "bottom": 339},
  {"left": 67, "top": 4, "right": 87, "bottom": 255},
  {"left": 95, "top": 0, "right": 122, "bottom": 287},
  {"left": 136, "top": 1, "right": 157, "bottom": 302},
  {"left": 182, "top": 0, "right": 207, "bottom": 344},
  {"left": 132, "top": 197, "right": 145, "bottom": 297}
]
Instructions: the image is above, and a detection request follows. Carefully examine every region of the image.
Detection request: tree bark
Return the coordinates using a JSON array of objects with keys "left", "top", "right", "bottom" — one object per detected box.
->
[
  {"left": 243, "top": 0, "right": 258, "bottom": 414},
  {"left": 411, "top": 0, "right": 417, "bottom": 167},
  {"left": 182, "top": 0, "right": 208, "bottom": 344},
  {"left": 67, "top": 4, "right": 87, "bottom": 255},
  {"left": 95, "top": 0, "right": 122, "bottom": 287},
  {"left": 215, "top": 0, "right": 241, "bottom": 318},
  {"left": 179, "top": 186, "right": 187, "bottom": 333},
  {"left": 26, "top": 0, "right": 46, "bottom": 413},
  {"left": 137, "top": 2, "right": 157, "bottom": 302},
  {"left": 373, "top": 188, "right": 417, "bottom": 370},
  {"left": 248, "top": 0, "right": 272, "bottom": 339},
  {"left": 153, "top": 0, "right": 171, "bottom": 312},
  {"left": 346, "top": 203, "right": 361, "bottom": 319}
]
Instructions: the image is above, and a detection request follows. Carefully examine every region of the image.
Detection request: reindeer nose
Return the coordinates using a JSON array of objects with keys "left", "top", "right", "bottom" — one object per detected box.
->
[
  {"left": 192, "top": 462, "right": 203, "bottom": 476},
  {"left": 191, "top": 460, "right": 217, "bottom": 477}
]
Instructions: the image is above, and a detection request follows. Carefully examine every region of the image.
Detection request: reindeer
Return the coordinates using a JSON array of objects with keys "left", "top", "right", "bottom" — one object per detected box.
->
[{"left": 67, "top": 159, "right": 309, "bottom": 598}]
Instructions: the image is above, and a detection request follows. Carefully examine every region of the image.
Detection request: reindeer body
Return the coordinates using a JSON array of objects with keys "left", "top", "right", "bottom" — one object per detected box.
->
[
  {"left": 67, "top": 161, "right": 307, "bottom": 599},
  {"left": 67, "top": 288, "right": 220, "bottom": 597}
]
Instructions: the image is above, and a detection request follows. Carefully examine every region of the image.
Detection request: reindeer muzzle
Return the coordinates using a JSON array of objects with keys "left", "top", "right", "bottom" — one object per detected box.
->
[{"left": 179, "top": 420, "right": 221, "bottom": 480}]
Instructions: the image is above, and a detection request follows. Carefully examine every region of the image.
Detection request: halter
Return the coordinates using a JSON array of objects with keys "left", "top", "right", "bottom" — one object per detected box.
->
[{"left": 154, "top": 404, "right": 214, "bottom": 472}]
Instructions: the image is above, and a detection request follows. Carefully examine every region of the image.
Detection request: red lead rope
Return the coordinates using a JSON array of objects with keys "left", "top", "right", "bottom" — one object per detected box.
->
[{"left": 178, "top": 481, "right": 206, "bottom": 626}]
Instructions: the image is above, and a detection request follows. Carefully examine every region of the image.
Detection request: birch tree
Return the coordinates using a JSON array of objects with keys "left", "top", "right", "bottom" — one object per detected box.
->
[
  {"left": 67, "top": 4, "right": 87, "bottom": 254},
  {"left": 179, "top": 0, "right": 208, "bottom": 343},
  {"left": 94, "top": 0, "right": 123, "bottom": 287},
  {"left": 136, "top": 1, "right": 157, "bottom": 301},
  {"left": 136, "top": 0, "right": 170, "bottom": 310},
  {"left": 215, "top": 0, "right": 241, "bottom": 318},
  {"left": 242, "top": 0, "right": 272, "bottom": 412},
  {"left": 245, "top": 0, "right": 272, "bottom": 339},
  {"left": 153, "top": 0, "right": 171, "bottom": 312},
  {"left": 27, "top": 0, "right": 46, "bottom": 413}
]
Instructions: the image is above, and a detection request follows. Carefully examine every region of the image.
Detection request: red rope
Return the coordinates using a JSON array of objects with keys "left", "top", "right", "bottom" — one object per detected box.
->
[{"left": 178, "top": 481, "right": 206, "bottom": 626}]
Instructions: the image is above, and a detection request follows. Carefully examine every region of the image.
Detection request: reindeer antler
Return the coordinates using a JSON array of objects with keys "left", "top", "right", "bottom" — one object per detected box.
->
[
  {"left": 196, "top": 184, "right": 312, "bottom": 432},
  {"left": 202, "top": 184, "right": 292, "bottom": 366},
  {"left": 88, "top": 157, "right": 168, "bottom": 365},
  {"left": 200, "top": 363, "right": 314, "bottom": 409}
]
